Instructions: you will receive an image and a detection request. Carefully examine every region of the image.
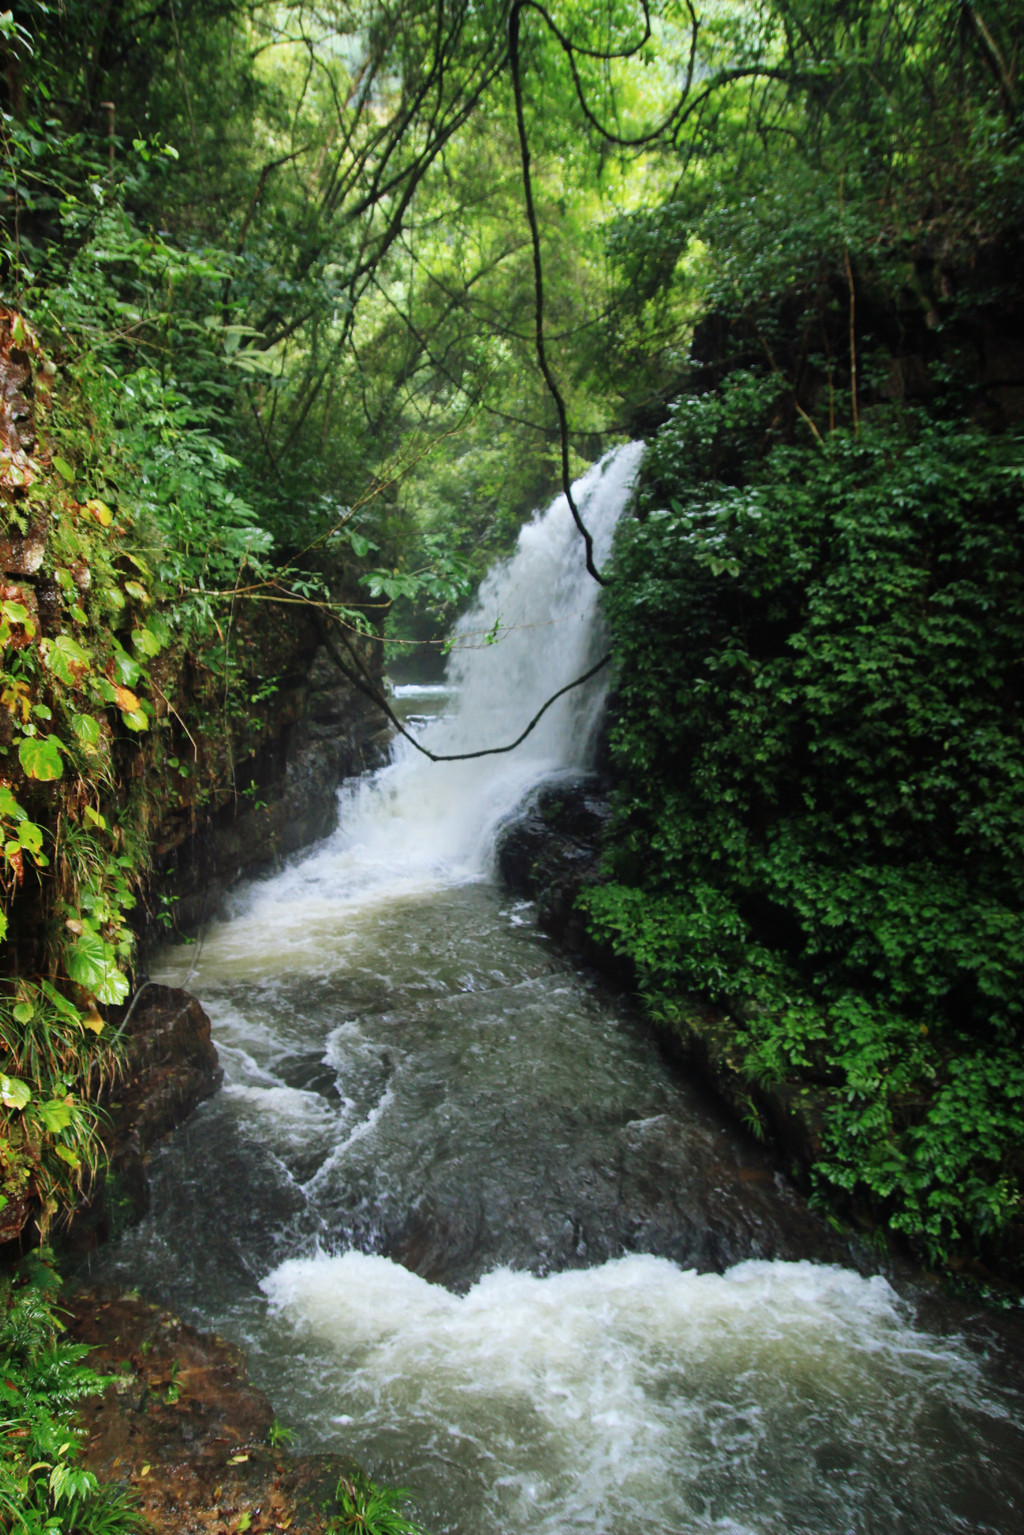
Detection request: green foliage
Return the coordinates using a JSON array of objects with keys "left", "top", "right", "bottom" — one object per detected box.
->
[
  {"left": 327, "top": 1473, "right": 427, "bottom": 1535},
  {"left": 0, "top": 1251, "right": 144, "bottom": 1534},
  {"left": 590, "top": 402, "right": 1024, "bottom": 1264}
]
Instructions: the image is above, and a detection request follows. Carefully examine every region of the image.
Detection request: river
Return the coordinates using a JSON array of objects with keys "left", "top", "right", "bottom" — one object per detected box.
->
[{"left": 86, "top": 445, "right": 1024, "bottom": 1534}]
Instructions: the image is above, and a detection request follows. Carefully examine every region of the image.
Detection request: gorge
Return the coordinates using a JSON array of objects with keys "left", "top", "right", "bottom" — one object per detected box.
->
[{"left": 79, "top": 451, "right": 1024, "bottom": 1535}]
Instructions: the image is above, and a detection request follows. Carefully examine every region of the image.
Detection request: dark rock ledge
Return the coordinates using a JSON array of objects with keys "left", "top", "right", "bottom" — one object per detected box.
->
[{"left": 66, "top": 984, "right": 223, "bottom": 1257}]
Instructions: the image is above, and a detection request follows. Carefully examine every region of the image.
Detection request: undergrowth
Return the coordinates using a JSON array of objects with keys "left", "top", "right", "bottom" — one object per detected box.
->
[
  {"left": 0, "top": 1250, "right": 143, "bottom": 1534},
  {"left": 588, "top": 383, "right": 1024, "bottom": 1271},
  {"left": 327, "top": 1473, "right": 427, "bottom": 1535}
]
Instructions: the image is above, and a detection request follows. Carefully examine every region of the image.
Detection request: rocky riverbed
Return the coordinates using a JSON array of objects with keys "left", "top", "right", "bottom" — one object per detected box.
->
[{"left": 68, "top": 1289, "right": 359, "bottom": 1535}]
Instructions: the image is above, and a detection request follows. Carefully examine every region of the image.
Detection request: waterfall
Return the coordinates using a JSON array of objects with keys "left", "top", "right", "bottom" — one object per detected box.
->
[
  {"left": 197, "top": 443, "right": 643, "bottom": 970},
  {"left": 373, "top": 439, "right": 643, "bottom": 877}
]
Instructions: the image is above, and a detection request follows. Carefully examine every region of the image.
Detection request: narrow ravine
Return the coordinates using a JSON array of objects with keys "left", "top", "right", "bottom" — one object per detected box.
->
[{"left": 85, "top": 449, "right": 1024, "bottom": 1534}]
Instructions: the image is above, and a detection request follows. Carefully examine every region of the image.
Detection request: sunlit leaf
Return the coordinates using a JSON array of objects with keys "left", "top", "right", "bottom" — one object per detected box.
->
[
  {"left": 18, "top": 733, "right": 64, "bottom": 781},
  {"left": 85, "top": 498, "right": 113, "bottom": 527},
  {"left": 0, "top": 1074, "right": 31, "bottom": 1110},
  {"left": 131, "top": 626, "right": 163, "bottom": 658}
]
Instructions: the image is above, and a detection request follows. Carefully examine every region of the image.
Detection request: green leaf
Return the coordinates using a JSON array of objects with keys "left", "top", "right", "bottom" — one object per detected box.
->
[
  {"left": 121, "top": 707, "right": 149, "bottom": 732},
  {"left": 65, "top": 930, "right": 130, "bottom": 1005},
  {"left": 97, "top": 967, "right": 130, "bottom": 1006},
  {"left": 71, "top": 713, "right": 102, "bottom": 751},
  {"left": 131, "top": 626, "right": 163, "bottom": 658},
  {"left": 83, "top": 805, "right": 107, "bottom": 831},
  {"left": 41, "top": 633, "right": 92, "bottom": 686},
  {"left": 0, "top": 785, "right": 26, "bottom": 821},
  {"left": 123, "top": 580, "right": 150, "bottom": 604},
  {"left": 51, "top": 454, "right": 75, "bottom": 482},
  {"left": 18, "top": 733, "right": 65, "bottom": 781},
  {"left": 17, "top": 819, "right": 44, "bottom": 856},
  {"left": 109, "top": 647, "right": 141, "bottom": 687},
  {"left": 64, "top": 929, "right": 109, "bottom": 992},
  {"left": 0, "top": 1074, "right": 31, "bottom": 1110},
  {"left": 38, "top": 978, "right": 84, "bottom": 1022},
  {"left": 36, "top": 1099, "right": 74, "bottom": 1134}
]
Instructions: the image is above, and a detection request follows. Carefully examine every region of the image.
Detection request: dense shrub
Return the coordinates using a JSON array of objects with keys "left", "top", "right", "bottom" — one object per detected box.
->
[{"left": 587, "top": 389, "right": 1024, "bottom": 1261}]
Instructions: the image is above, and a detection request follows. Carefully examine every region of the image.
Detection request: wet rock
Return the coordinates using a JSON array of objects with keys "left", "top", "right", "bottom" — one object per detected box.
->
[
  {"left": 496, "top": 776, "right": 619, "bottom": 967},
  {"left": 155, "top": 642, "right": 390, "bottom": 933},
  {"left": 68, "top": 1290, "right": 359, "bottom": 1535},
  {"left": 66, "top": 986, "right": 222, "bottom": 1254}
]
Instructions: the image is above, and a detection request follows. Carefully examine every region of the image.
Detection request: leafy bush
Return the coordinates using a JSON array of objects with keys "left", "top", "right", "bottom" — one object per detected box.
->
[{"left": 588, "top": 399, "right": 1024, "bottom": 1261}]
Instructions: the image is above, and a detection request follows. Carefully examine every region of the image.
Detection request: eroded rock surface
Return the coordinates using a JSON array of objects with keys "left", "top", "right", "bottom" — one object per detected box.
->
[{"left": 69, "top": 1291, "right": 356, "bottom": 1535}]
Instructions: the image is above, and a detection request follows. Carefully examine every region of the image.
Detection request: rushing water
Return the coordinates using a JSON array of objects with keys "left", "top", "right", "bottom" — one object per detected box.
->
[{"left": 88, "top": 446, "right": 1024, "bottom": 1533}]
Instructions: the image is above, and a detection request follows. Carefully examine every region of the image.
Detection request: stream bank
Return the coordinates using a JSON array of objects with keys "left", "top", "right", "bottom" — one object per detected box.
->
[
  {"left": 68, "top": 1288, "right": 359, "bottom": 1535},
  {"left": 496, "top": 779, "right": 1024, "bottom": 1297}
]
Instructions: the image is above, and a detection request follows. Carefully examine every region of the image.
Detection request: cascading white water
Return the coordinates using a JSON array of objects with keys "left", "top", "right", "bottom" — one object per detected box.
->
[
  {"left": 180, "top": 442, "right": 643, "bottom": 977},
  {"left": 357, "top": 438, "right": 643, "bottom": 877},
  {"left": 112, "top": 440, "right": 1024, "bottom": 1535}
]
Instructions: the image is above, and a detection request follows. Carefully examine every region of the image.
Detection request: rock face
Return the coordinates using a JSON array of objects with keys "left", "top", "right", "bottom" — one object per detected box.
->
[
  {"left": 155, "top": 638, "right": 391, "bottom": 933},
  {"left": 67, "top": 985, "right": 222, "bottom": 1255},
  {"left": 67, "top": 1291, "right": 359, "bottom": 1535},
  {"left": 496, "top": 776, "right": 617, "bottom": 966}
]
